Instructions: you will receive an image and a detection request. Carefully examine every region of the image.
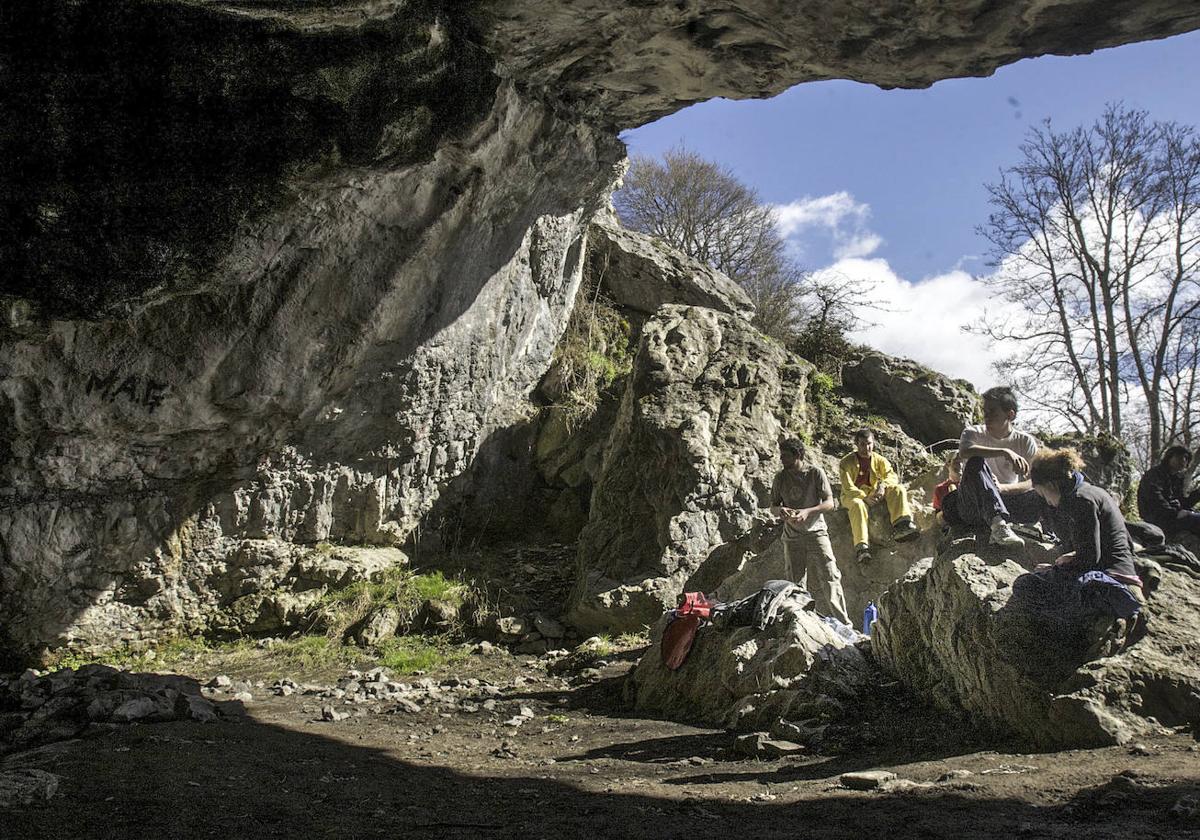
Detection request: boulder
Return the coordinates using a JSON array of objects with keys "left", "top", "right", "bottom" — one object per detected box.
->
[
  {"left": 708, "top": 501, "right": 942, "bottom": 630},
  {"left": 585, "top": 220, "right": 754, "bottom": 322},
  {"left": 567, "top": 305, "right": 812, "bottom": 633},
  {"left": 1039, "top": 433, "right": 1136, "bottom": 502},
  {"left": 874, "top": 539, "right": 1200, "bottom": 748},
  {"left": 0, "top": 768, "right": 60, "bottom": 808},
  {"left": 841, "top": 352, "right": 979, "bottom": 446},
  {"left": 627, "top": 598, "right": 872, "bottom": 731}
]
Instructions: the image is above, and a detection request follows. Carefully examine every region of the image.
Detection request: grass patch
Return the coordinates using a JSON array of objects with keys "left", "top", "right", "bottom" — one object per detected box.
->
[
  {"left": 376, "top": 636, "right": 469, "bottom": 674},
  {"left": 313, "top": 567, "right": 483, "bottom": 641},
  {"left": 548, "top": 257, "right": 633, "bottom": 431}
]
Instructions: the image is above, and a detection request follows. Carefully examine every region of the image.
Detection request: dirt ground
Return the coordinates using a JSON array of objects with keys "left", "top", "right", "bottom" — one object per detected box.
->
[{"left": 3, "top": 647, "right": 1199, "bottom": 840}]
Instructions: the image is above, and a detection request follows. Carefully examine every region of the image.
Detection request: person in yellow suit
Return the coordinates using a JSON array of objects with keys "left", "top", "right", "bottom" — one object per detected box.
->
[{"left": 839, "top": 429, "right": 920, "bottom": 563}]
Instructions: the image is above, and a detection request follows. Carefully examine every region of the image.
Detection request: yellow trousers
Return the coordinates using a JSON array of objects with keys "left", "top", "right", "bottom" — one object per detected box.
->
[{"left": 842, "top": 484, "right": 912, "bottom": 547}]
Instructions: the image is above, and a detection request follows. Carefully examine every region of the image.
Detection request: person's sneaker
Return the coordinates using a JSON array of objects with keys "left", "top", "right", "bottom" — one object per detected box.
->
[
  {"left": 893, "top": 517, "right": 920, "bottom": 543},
  {"left": 989, "top": 519, "right": 1025, "bottom": 548},
  {"left": 855, "top": 543, "right": 872, "bottom": 564}
]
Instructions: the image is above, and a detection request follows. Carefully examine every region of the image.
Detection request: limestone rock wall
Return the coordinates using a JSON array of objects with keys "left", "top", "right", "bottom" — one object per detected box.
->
[
  {"left": 1, "top": 83, "right": 624, "bottom": 655},
  {"left": 5, "top": 0, "right": 1200, "bottom": 658},
  {"left": 567, "top": 304, "right": 812, "bottom": 633}
]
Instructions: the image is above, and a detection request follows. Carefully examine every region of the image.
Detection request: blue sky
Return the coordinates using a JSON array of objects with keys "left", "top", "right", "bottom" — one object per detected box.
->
[{"left": 618, "top": 29, "right": 1200, "bottom": 388}]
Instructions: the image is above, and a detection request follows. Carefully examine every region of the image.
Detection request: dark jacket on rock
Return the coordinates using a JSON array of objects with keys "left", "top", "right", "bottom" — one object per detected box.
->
[
  {"left": 1051, "top": 472, "right": 1137, "bottom": 579},
  {"left": 1137, "top": 463, "right": 1200, "bottom": 530}
]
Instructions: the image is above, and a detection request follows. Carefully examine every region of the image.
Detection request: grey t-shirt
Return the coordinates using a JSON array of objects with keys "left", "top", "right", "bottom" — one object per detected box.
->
[
  {"left": 771, "top": 465, "right": 834, "bottom": 536},
  {"left": 959, "top": 425, "right": 1040, "bottom": 485}
]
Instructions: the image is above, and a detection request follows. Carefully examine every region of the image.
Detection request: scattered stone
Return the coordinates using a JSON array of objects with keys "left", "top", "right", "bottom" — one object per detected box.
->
[
  {"left": 532, "top": 613, "right": 565, "bottom": 640},
  {"left": 0, "top": 769, "right": 61, "bottom": 808},
  {"left": 840, "top": 770, "right": 898, "bottom": 791},
  {"left": 230, "top": 691, "right": 254, "bottom": 704},
  {"left": 733, "top": 732, "right": 768, "bottom": 758},
  {"left": 936, "top": 769, "right": 974, "bottom": 783},
  {"left": 1170, "top": 793, "right": 1200, "bottom": 819},
  {"left": 110, "top": 697, "right": 158, "bottom": 723},
  {"left": 207, "top": 676, "right": 232, "bottom": 689},
  {"left": 320, "top": 706, "right": 349, "bottom": 722},
  {"left": 1128, "top": 743, "right": 1152, "bottom": 756},
  {"left": 759, "top": 739, "right": 805, "bottom": 758}
]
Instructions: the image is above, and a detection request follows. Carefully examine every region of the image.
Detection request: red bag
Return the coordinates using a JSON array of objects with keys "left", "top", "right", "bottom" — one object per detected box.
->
[
  {"left": 661, "top": 613, "right": 701, "bottom": 670},
  {"left": 676, "top": 591, "right": 716, "bottom": 619}
]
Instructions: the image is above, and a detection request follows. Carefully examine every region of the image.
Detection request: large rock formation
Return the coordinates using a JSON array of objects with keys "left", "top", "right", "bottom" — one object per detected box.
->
[
  {"left": 567, "top": 304, "right": 812, "bottom": 633},
  {"left": 627, "top": 597, "right": 872, "bottom": 731},
  {"left": 874, "top": 539, "right": 1200, "bottom": 747},
  {"left": 5, "top": 1, "right": 1200, "bottom": 657},
  {"left": 842, "top": 352, "right": 980, "bottom": 446}
]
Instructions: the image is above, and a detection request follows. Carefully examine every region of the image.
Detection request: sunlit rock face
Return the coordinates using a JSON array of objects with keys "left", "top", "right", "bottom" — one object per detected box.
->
[{"left": 4, "top": 0, "right": 1200, "bottom": 657}]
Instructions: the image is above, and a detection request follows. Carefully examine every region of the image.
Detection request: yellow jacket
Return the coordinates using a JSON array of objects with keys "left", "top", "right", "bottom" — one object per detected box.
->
[{"left": 838, "top": 451, "right": 898, "bottom": 502}]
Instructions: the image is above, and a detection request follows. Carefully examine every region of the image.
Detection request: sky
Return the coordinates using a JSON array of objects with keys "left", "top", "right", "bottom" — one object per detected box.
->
[{"left": 619, "top": 30, "right": 1200, "bottom": 390}]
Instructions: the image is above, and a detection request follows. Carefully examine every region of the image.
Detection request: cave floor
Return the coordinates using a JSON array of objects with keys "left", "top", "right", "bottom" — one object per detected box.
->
[{"left": 3, "top": 650, "right": 1198, "bottom": 839}]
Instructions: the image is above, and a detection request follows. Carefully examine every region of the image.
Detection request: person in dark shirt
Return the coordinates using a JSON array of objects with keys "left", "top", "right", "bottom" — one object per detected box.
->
[
  {"left": 1030, "top": 448, "right": 1140, "bottom": 589},
  {"left": 1137, "top": 445, "right": 1200, "bottom": 537}
]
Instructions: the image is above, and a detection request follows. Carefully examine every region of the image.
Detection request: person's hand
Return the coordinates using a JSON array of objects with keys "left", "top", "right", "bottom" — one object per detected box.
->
[
  {"left": 867, "top": 490, "right": 883, "bottom": 506},
  {"left": 1006, "top": 449, "right": 1030, "bottom": 477}
]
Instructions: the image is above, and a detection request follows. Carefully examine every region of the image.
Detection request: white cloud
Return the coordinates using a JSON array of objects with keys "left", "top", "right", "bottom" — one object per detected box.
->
[
  {"left": 773, "top": 192, "right": 883, "bottom": 260},
  {"left": 812, "top": 257, "right": 1020, "bottom": 390}
]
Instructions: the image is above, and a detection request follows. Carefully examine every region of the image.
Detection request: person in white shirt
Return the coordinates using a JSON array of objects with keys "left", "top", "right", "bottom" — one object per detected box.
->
[{"left": 941, "top": 386, "right": 1045, "bottom": 547}]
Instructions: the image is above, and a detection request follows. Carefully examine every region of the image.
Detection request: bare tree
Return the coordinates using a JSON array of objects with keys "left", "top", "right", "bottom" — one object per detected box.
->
[
  {"left": 978, "top": 104, "right": 1200, "bottom": 464},
  {"left": 615, "top": 146, "right": 803, "bottom": 341}
]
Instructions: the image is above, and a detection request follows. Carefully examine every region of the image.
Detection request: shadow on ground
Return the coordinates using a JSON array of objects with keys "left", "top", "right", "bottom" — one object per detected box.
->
[{"left": 4, "top": 709, "right": 1197, "bottom": 840}]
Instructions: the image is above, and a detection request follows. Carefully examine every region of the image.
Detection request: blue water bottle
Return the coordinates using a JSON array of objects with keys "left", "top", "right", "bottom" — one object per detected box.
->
[{"left": 862, "top": 601, "right": 879, "bottom": 636}]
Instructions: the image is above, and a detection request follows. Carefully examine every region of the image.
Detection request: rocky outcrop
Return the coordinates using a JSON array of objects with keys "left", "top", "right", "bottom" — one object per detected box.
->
[
  {"left": 710, "top": 494, "right": 941, "bottom": 627},
  {"left": 842, "top": 352, "right": 979, "bottom": 445},
  {"left": 874, "top": 540, "right": 1200, "bottom": 748},
  {"left": 6, "top": 0, "right": 1200, "bottom": 657},
  {"left": 627, "top": 597, "right": 872, "bottom": 731},
  {"left": 481, "top": 1, "right": 1200, "bottom": 127},
  {"left": 0, "top": 666, "right": 226, "bottom": 756},
  {"left": 586, "top": 220, "right": 755, "bottom": 322},
  {"left": 0, "top": 84, "right": 622, "bottom": 656},
  {"left": 1040, "top": 433, "right": 1136, "bottom": 502},
  {"left": 567, "top": 305, "right": 812, "bottom": 633}
]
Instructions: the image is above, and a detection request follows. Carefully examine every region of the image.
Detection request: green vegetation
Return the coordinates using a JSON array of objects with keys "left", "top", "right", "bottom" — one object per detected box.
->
[
  {"left": 48, "top": 569, "right": 489, "bottom": 678},
  {"left": 376, "top": 635, "right": 469, "bottom": 673},
  {"left": 313, "top": 567, "right": 484, "bottom": 640},
  {"left": 549, "top": 258, "right": 633, "bottom": 430}
]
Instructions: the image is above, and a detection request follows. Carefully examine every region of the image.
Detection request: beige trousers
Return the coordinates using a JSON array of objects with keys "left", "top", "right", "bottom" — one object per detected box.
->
[{"left": 782, "top": 530, "right": 851, "bottom": 626}]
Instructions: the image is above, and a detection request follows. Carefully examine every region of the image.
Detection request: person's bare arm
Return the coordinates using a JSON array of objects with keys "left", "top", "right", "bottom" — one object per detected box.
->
[{"left": 959, "top": 444, "right": 1030, "bottom": 478}]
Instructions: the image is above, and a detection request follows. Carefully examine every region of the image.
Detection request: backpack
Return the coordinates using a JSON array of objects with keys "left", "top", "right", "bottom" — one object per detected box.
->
[
  {"left": 675, "top": 591, "right": 717, "bottom": 619},
  {"left": 661, "top": 613, "right": 702, "bottom": 671},
  {"left": 659, "top": 592, "right": 717, "bottom": 670}
]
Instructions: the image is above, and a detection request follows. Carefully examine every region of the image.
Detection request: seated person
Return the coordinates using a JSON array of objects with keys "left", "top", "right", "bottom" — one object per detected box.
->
[
  {"left": 1030, "top": 448, "right": 1144, "bottom": 605},
  {"left": 942, "top": 386, "right": 1043, "bottom": 547},
  {"left": 932, "top": 452, "right": 962, "bottom": 520},
  {"left": 1137, "top": 445, "right": 1200, "bottom": 538},
  {"left": 838, "top": 429, "right": 919, "bottom": 564}
]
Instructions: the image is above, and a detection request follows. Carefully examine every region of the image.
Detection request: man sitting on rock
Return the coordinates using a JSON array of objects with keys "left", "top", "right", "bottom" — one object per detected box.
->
[
  {"left": 770, "top": 437, "right": 852, "bottom": 626},
  {"left": 838, "top": 429, "right": 920, "bottom": 564},
  {"left": 1137, "top": 445, "right": 1200, "bottom": 539},
  {"left": 942, "top": 386, "right": 1042, "bottom": 547}
]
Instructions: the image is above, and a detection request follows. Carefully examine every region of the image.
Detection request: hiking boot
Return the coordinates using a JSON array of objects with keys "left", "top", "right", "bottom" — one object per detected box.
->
[
  {"left": 892, "top": 516, "right": 920, "bottom": 543},
  {"left": 855, "top": 543, "right": 872, "bottom": 565},
  {"left": 989, "top": 519, "right": 1025, "bottom": 548}
]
